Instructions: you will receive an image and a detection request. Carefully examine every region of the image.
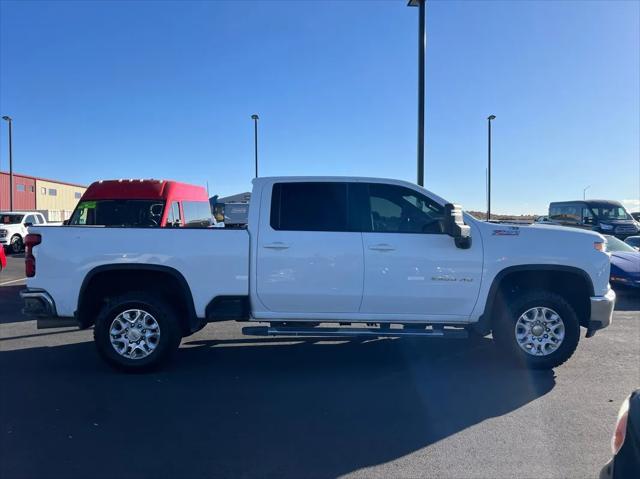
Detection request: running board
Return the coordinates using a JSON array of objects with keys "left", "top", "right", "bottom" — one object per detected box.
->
[{"left": 242, "top": 325, "right": 468, "bottom": 339}]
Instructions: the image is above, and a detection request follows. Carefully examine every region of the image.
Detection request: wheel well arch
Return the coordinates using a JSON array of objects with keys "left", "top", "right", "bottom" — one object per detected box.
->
[
  {"left": 483, "top": 265, "right": 594, "bottom": 331},
  {"left": 76, "top": 264, "right": 199, "bottom": 335}
]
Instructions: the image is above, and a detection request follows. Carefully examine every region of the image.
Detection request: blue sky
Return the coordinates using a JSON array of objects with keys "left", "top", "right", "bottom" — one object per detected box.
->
[{"left": 0, "top": 0, "right": 638, "bottom": 215}]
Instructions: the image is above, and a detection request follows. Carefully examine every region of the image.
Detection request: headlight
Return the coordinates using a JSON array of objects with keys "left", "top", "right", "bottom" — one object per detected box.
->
[
  {"left": 600, "top": 223, "right": 614, "bottom": 231},
  {"left": 611, "top": 396, "right": 630, "bottom": 455}
]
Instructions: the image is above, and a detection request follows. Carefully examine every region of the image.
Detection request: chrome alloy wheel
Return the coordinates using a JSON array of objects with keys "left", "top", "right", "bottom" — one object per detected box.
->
[
  {"left": 109, "top": 309, "right": 161, "bottom": 359},
  {"left": 514, "top": 307, "right": 565, "bottom": 357}
]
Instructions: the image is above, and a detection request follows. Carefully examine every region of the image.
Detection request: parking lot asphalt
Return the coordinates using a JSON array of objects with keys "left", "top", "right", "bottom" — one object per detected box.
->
[{"left": 0, "top": 253, "right": 638, "bottom": 479}]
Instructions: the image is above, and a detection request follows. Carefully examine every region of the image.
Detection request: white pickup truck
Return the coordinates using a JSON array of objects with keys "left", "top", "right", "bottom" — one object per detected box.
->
[
  {"left": 1, "top": 211, "right": 48, "bottom": 254},
  {"left": 21, "top": 176, "right": 615, "bottom": 371}
]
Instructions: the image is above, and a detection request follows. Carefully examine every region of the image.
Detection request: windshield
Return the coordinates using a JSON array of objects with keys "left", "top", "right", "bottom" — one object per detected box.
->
[
  {"left": 1, "top": 214, "right": 24, "bottom": 225},
  {"left": 605, "top": 235, "right": 637, "bottom": 253},
  {"left": 590, "top": 204, "right": 631, "bottom": 221},
  {"left": 69, "top": 200, "right": 165, "bottom": 227}
]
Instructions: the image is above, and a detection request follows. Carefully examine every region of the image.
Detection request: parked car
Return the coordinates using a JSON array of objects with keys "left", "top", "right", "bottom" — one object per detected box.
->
[
  {"left": 605, "top": 235, "right": 640, "bottom": 289},
  {"left": 535, "top": 215, "right": 555, "bottom": 224},
  {"left": 625, "top": 236, "right": 640, "bottom": 250},
  {"left": 0, "top": 245, "right": 6, "bottom": 272},
  {"left": 600, "top": 389, "right": 640, "bottom": 479},
  {"left": 22, "top": 176, "right": 615, "bottom": 371},
  {"left": 68, "top": 179, "right": 214, "bottom": 228},
  {"left": 549, "top": 200, "right": 639, "bottom": 239},
  {"left": 0, "top": 211, "right": 48, "bottom": 254}
]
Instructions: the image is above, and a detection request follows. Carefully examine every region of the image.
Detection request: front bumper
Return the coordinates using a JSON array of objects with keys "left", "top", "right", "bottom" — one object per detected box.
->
[
  {"left": 586, "top": 288, "right": 616, "bottom": 338},
  {"left": 20, "top": 288, "right": 79, "bottom": 329},
  {"left": 610, "top": 276, "right": 640, "bottom": 289}
]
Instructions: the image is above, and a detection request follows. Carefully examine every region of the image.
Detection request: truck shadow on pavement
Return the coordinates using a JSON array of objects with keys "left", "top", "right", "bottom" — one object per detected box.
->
[
  {"left": 612, "top": 288, "right": 640, "bottom": 311},
  {"left": 0, "top": 336, "right": 555, "bottom": 479},
  {"left": 0, "top": 286, "right": 26, "bottom": 324}
]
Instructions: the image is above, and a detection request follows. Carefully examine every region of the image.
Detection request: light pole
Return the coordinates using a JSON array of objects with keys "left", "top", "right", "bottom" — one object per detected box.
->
[
  {"left": 408, "top": 0, "right": 426, "bottom": 187},
  {"left": 583, "top": 185, "right": 591, "bottom": 200},
  {"left": 251, "top": 114, "right": 259, "bottom": 178},
  {"left": 2, "top": 116, "right": 14, "bottom": 211},
  {"left": 487, "top": 115, "right": 496, "bottom": 221}
]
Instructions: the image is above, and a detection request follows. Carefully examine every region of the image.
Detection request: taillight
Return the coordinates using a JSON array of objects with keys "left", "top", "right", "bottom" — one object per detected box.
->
[
  {"left": 24, "top": 233, "right": 41, "bottom": 278},
  {"left": 611, "top": 396, "right": 630, "bottom": 455}
]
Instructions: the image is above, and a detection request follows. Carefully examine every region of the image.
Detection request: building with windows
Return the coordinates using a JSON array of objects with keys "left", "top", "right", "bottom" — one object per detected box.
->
[{"left": 0, "top": 171, "right": 87, "bottom": 221}]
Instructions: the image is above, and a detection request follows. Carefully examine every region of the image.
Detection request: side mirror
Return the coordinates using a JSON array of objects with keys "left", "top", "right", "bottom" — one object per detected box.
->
[
  {"left": 24, "top": 222, "right": 33, "bottom": 228},
  {"left": 443, "top": 203, "right": 472, "bottom": 249},
  {"left": 62, "top": 220, "right": 69, "bottom": 225}
]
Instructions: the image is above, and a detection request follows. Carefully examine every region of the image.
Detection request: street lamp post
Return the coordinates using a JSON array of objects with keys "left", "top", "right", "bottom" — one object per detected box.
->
[
  {"left": 2, "top": 116, "right": 14, "bottom": 211},
  {"left": 583, "top": 185, "right": 591, "bottom": 200},
  {"left": 487, "top": 115, "right": 496, "bottom": 221},
  {"left": 251, "top": 114, "right": 259, "bottom": 178},
  {"left": 408, "top": 0, "right": 426, "bottom": 187}
]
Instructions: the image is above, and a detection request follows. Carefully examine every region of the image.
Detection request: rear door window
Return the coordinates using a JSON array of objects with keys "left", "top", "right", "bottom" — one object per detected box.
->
[{"left": 270, "top": 182, "right": 348, "bottom": 232}]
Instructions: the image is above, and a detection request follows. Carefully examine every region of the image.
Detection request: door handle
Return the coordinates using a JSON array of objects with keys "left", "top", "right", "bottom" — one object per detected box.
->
[
  {"left": 263, "top": 242, "right": 290, "bottom": 250},
  {"left": 368, "top": 244, "right": 395, "bottom": 251}
]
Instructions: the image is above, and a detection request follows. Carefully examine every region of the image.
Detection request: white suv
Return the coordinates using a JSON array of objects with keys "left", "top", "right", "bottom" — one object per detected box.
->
[{"left": 0, "top": 211, "right": 47, "bottom": 254}]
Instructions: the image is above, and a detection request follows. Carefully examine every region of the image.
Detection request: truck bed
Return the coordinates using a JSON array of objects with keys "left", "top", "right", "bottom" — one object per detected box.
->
[{"left": 27, "top": 226, "right": 250, "bottom": 318}]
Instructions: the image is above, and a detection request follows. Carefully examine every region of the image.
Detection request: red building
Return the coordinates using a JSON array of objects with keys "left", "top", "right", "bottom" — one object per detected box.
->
[
  {"left": 0, "top": 172, "right": 36, "bottom": 210},
  {"left": 0, "top": 171, "right": 87, "bottom": 221}
]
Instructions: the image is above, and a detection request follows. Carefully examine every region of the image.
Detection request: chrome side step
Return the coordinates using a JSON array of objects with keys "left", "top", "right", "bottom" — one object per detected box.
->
[{"left": 242, "top": 325, "right": 468, "bottom": 339}]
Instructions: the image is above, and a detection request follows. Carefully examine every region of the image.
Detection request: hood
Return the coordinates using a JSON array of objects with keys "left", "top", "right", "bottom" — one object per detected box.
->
[
  {"left": 598, "top": 219, "right": 636, "bottom": 224},
  {"left": 610, "top": 251, "right": 640, "bottom": 274},
  {"left": 505, "top": 221, "right": 605, "bottom": 240}
]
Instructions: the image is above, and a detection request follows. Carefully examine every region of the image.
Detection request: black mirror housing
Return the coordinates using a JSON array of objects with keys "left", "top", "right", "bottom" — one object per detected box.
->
[
  {"left": 24, "top": 222, "right": 33, "bottom": 228},
  {"left": 443, "top": 203, "right": 472, "bottom": 249}
]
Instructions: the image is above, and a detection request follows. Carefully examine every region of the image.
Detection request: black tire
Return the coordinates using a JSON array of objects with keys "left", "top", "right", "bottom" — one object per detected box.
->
[
  {"left": 94, "top": 292, "right": 182, "bottom": 372},
  {"left": 492, "top": 289, "right": 580, "bottom": 370},
  {"left": 10, "top": 235, "right": 23, "bottom": 254}
]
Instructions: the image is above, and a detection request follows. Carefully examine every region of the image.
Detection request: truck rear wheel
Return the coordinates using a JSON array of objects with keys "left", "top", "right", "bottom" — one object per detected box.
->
[
  {"left": 94, "top": 292, "right": 181, "bottom": 372},
  {"left": 492, "top": 289, "right": 580, "bottom": 370}
]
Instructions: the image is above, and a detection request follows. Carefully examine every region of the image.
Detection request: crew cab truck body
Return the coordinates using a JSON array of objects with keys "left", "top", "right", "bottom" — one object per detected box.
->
[{"left": 21, "top": 177, "right": 616, "bottom": 371}]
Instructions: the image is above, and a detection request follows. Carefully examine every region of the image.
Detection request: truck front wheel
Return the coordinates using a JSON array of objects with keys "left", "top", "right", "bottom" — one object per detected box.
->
[
  {"left": 94, "top": 292, "right": 182, "bottom": 372},
  {"left": 10, "top": 235, "right": 23, "bottom": 254},
  {"left": 492, "top": 290, "right": 580, "bottom": 370}
]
